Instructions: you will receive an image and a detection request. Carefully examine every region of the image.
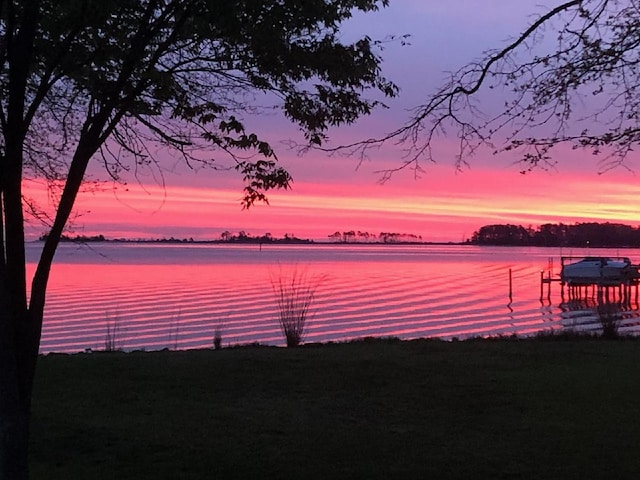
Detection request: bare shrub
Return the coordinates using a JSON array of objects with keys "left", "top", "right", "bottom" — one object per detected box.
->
[
  {"left": 104, "top": 311, "right": 124, "bottom": 352},
  {"left": 213, "top": 322, "right": 225, "bottom": 350},
  {"left": 597, "top": 302, "right": 621, "bottom": 340},
  {"left": 169, "top": 309, "right": 182, "bottom": 350},
  {"left": 271, "top": 267, "right": 323, "bottom": 348}
]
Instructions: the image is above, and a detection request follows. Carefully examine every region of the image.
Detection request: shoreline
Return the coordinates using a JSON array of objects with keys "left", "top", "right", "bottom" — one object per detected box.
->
[{"left": 39, "top": 332, "right": 640, "bottom": 358}]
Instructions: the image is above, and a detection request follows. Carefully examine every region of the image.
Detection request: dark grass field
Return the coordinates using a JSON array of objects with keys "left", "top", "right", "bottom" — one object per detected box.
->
[{"left": 30, "top": 338, "right": 640, "bottom": 479}]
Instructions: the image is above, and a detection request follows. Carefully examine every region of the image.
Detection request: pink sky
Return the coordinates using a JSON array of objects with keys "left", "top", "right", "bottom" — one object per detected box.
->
[{"left": 25, "top": 1, "right": 640, "bottom": 242}]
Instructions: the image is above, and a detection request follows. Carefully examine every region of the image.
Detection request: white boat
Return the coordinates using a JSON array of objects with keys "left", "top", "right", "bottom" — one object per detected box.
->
[{"left": 560, "top": 256, "right": 639, "bottom": 285}]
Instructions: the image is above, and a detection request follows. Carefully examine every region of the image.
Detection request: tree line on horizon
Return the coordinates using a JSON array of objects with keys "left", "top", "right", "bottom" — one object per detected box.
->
[
  {"left": 328, "top": 231, "right": 423, "bottom": 244},
  {"left": 38, "top": 231, "right": 312, "bottom": 244},
  {"left": 38, "top": 231, "right": 426, "bottom": 245},
  {"left": 470, "top": 222, "right": 640, "bottom": 247},
  {"left": 218, "top": 231, "right": 311, "bottom": 244}
]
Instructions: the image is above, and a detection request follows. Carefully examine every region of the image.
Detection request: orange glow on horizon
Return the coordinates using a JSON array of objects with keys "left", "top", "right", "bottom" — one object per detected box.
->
[{"left": 22, "top": 160, "right": 640, "bottom": 243}]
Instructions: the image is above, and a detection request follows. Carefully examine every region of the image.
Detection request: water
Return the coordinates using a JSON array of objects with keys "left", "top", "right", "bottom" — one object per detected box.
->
[{"left": 26, "top": 243, "right": 640, "bottom": 353}]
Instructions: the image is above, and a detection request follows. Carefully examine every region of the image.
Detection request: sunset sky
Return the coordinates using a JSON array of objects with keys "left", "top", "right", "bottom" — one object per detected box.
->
[{"left": 26, "top": 1, "right": 640, "bottom": 243}]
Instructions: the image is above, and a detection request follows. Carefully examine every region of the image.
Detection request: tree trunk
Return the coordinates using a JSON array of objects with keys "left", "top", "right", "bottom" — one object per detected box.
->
[
  {"left": 0, "top": 390, "right": 29, "bottom": 480},
  {"left": 0, "top": 126, "right": 102, "bottom": 480},
  {"left": 0, "top": 282, "right": 30, "bottom": 480}
]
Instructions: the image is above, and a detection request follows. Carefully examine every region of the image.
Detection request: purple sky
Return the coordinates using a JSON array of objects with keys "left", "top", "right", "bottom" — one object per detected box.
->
[{"left": 28, "top": 1, "right": 640, "bottom": 242}]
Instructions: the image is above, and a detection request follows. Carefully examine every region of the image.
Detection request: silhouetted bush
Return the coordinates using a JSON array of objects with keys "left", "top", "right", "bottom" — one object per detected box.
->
[
  {"left": 597, "top": 303, "right": 622, "bottom": 340},
  {"left": 271, "top": 268, "right": 323, "bottom": 347},
  {"left": 104, "top": 312, "right": 124, "bottom": 352},
  {"left": 213, "top": 322, "right": 224, "bottom": 350}
]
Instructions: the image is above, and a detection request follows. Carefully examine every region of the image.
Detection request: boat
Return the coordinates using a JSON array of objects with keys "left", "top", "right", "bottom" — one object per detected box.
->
[{"left": 560, "top": 256, "right": 639, "bottom": 285}]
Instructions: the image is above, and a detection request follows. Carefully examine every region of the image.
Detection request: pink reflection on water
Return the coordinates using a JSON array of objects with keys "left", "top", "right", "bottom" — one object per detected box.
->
[{"left": 27, "top": 243, "right": 640, "bottom": 353}]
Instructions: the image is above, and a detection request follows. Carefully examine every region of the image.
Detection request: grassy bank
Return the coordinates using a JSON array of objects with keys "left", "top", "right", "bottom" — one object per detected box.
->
[{"left": 30, "top": 338, "right": 640, "bottom": 479}]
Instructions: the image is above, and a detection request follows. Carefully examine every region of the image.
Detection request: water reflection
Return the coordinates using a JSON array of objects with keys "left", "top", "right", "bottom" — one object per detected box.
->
[
  {"left": 31, "top": 243, "right": 640, "bottom": 353},
  {"left": 558, "top": 284, "right": 640, "bottom": 336}
]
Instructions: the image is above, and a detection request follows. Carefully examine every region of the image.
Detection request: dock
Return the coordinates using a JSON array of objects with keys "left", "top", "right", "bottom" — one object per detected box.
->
[{"left": 540, "top": 256, "right": 640, "bottom": 304}]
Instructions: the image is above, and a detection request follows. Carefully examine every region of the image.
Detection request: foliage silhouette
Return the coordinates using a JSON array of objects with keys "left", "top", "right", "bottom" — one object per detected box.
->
[
  {"left": 471, "top": 222, "right": 640, "bottom": 247},
  {"left": 337, "top": 1, "right": 640, "bottom": 179},
  {"left": 0, "top": 1, "right": 396, "bottom": 477},
  {"left": 271, "top": 268, "right": 323, "bottom": 348}
]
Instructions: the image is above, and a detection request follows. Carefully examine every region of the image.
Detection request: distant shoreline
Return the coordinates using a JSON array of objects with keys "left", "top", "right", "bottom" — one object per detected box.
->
[
  {"left": 35, "top": 220, "right": 640, "bottom": 248},
  {"left": 30, "top": 237, "right": 640, "bottom": 249},
  {"left": 34, "top": 237, "right": 466, "bottom": 247}
]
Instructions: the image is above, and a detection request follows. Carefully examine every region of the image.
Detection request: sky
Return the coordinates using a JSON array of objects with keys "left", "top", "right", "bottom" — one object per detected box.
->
[{"left": 25, "top": 1, "right": 640, "bottom": 243}]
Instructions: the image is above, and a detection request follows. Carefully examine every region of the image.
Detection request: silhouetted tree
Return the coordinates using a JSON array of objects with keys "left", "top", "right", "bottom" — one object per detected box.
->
[
  {"left": 0, "top": 1, "right": 396, "bottom": 477},
  {"left": 343, "top": 1, "right": 640, "bottom": 179},
  {"left": 343, "top": 230, "right": 356, "bottom": 243},
  {"left": 328, "top": 231, "right": 343, "bottom": 242},
  {"left": 534, "top": 223, "right": 569, "bottom": 247},
  {"left": 471, "top": 222, "right": 640, "bottom": 247},
  {"left": 379, "top": 232, "right": 401, "bottom": 243},
  {"left": 471, "top": 224, "right": 531, "bottom": 246}
]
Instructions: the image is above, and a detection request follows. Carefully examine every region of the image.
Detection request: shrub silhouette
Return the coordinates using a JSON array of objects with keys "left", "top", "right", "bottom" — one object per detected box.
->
[{"left": 271, "top": 268, "right": 323, "bottom": 347}]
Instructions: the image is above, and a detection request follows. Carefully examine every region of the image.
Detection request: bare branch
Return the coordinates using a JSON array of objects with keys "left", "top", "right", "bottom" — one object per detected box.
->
[{"left": 323, "top": 0, "right": 640, "bottom": 179}]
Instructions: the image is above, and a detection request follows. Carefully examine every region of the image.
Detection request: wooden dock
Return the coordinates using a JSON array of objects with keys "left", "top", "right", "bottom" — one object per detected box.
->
[{"left": 540, "top": 256, "right": 640, "bottom": 304}]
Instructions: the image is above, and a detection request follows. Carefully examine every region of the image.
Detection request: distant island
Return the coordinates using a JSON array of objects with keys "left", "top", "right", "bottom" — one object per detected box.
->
[
  {"left": 40, "top": 224, "right": 640, "bottom": 247},
  {"left": 327, "top": 231, "right": 423, "bottom": 244},
  {"left": 469, "top": 222, "right": 640, "bottom": 247},
  {"left": 38, "top": 230, "right": 432, "bottom": 245},
  {"left": 39, "top": 231, "right": 313, "bottom": 244}
]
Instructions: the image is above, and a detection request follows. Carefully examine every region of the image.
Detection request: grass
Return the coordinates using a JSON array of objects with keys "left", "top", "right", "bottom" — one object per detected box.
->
[
  {"left": 168, "top": 309, "right": 181, "bottom": 350},
  {"left": 213, "top": 321, "right": 224, "bottom": 350},
  {"left": 271, "top": 267, "right": 323, "bottom": 347},
  {"left": 30, "top": 338, "right": 640, "bottom": 479},
  {"left": 103, "top": 311, "right": 124, "bottom": 352}
]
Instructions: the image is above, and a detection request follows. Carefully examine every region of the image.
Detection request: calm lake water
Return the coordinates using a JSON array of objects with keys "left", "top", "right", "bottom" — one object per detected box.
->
[{"left": 26, "top": 243, "right": 640, "bottom": 353}]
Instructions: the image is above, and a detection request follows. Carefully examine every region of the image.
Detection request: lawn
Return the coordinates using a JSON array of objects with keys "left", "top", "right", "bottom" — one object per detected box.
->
[{"left": 30, "top": 338, "right": 640, "bottom": 479}]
